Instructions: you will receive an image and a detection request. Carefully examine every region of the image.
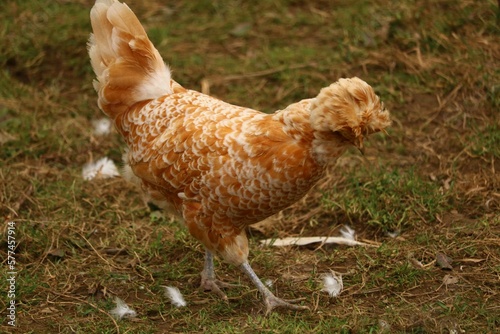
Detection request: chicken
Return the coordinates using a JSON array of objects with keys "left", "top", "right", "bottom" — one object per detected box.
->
[{"left": 88, "top": 0, "right": 391, "bottom": 313}]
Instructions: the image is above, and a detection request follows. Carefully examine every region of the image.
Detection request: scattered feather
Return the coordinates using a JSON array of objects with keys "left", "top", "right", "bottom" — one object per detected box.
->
[
  {"left": 386, "top": 230, "right": 400, "bottom": 238},
  {"left": 339, "top": 225, "right": 355, "bottom": 240},
  {"left": 264, "top": 279, "right": 273, "bottom": 288},
  {"left": 110, "top": 297, "right": 137, "bottom": 320},
  {"left": 163, "top": 286, "right": 187, "bottom": 307},
  {"left": 92, "top": 118, "right": 112, "bottom": 135},
  {"left": 82, "top": 157, "right": 120, "bottom": 180},
  {"left": 261, "top": 236, "right": 378, "bottom": 247},
  {"left": 321, "top": 271, "right": 343, "bottom": 297}
]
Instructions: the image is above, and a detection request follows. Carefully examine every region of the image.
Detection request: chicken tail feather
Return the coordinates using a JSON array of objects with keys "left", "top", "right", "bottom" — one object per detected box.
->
[{"left": 88, "top": 0, "right": 172, "bottom": 118}]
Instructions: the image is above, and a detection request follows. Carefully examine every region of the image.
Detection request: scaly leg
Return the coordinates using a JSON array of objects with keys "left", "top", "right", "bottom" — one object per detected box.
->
[
  {"left": 200, "top": 250, "right": 236, "bottom": 300},
  {"left": 240, "top": 261, "right": 309, "bottom": 315}
]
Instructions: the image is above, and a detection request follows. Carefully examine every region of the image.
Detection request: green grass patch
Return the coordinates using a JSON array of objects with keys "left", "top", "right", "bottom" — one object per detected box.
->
[
  {"left": 468, "top": 123, "right": 500, "bottom": 157},
  {"left": 322, "top": 166, "right": 450, "bottom": 231}
]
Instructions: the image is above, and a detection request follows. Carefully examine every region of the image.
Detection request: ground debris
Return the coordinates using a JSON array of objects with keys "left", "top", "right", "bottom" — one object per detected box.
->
[
  {"left": 436, "top": 252, "right": 453, "bottom": 270},
  {"left": 442, "top": 274, "right": 459, "bottom": 285},
  {"left": 47, "top": 248, "right": 66, "bottom": 259}
]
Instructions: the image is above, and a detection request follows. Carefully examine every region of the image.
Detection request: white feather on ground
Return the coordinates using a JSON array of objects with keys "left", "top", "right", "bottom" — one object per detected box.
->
[
  {"left": 163, "top": 286, "right": 187, "bottom": 307},
  {"left": 82, "top": 157, "right": 120, "bottom": 180},
  {"left": 92, "top": 118, "right": 112, "bottom": 136},
  {"left": 386, "top": 230, "right": 400, "bottom": 238},
  {"left": 321, "top": 271, "right": 343, "bottom": 297},
  {"left": 110, "top": 297, "right": 137, "bottom": 320},
  {"left": 339, "top": 225, "right": 356, "bottom": 240}
]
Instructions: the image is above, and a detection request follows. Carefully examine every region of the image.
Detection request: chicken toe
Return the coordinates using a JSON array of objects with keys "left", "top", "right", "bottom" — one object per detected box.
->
[
  {"left": 240, "top": 261, "right": 309, "bottom": 314},
  {"left": 263, "top": 294, "right": 309, "bottom": 315}
]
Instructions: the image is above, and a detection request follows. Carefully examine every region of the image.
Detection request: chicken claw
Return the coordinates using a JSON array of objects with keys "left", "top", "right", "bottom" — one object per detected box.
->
[
  {"left": 263, "top": 295, "right": 309, "bottom": 315},
  {"left": 241, "top": 261, "right": 309, "bottom": 314}
]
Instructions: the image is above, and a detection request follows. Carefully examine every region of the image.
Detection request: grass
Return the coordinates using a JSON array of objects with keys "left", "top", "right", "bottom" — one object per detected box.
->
[
  {"left": 1, "top": 0, "right": 499, "bottom": 333},
  {"left": 322, "top": 166, "right": 451, "bottom": 232}
]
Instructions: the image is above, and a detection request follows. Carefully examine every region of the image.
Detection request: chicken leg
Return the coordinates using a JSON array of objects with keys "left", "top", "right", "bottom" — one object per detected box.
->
[
  {"left": 200, "top": 250, "right": 235, "bottom": 301},
  {"left": 240, "top": 261, "right": 309, "bottom": 315}
]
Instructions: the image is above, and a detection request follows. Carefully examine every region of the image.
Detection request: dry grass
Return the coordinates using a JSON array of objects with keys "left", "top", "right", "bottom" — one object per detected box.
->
[{"left": 1, "top": 0, "right": 499, "bottom": 333}]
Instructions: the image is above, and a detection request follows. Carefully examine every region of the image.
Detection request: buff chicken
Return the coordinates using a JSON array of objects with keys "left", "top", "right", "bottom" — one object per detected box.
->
[{"left": 88, "top": 0, "right": 391, "bottom": 313}]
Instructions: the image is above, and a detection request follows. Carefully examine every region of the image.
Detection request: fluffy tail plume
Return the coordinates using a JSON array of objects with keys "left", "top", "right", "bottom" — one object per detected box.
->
[{"left": 88, "top": 0, "right": 172, "bottom": 118}]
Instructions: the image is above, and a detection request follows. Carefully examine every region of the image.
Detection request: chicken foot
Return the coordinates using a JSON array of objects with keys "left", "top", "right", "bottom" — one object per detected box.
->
[
  {"left": 240, "top": 261, "right": 309, "bottom": 315},
  {"left": 200, "top": 250, "right": 237, "bottom": 300}
]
